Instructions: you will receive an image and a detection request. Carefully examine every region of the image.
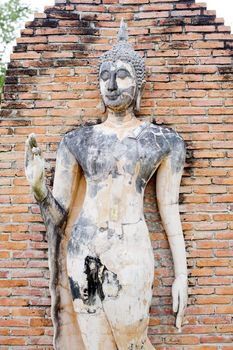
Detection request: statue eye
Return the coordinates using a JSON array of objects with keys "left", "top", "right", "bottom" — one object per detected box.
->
[
  {"left": 100, "top": 70, "right": 110, "bottom": 81},
  {"left": 117, "top": 69, "right": 130, "bottom": 79}
]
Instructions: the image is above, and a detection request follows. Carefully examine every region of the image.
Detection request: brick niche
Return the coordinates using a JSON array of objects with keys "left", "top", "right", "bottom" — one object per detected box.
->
[{"left": 1, "top": 0, "right": 233, "bottom": 348}]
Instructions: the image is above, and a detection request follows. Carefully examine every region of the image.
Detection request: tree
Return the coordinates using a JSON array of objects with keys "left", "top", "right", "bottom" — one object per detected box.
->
[{"left": 0, "top": 0, "right": 32, "bottom": 93}]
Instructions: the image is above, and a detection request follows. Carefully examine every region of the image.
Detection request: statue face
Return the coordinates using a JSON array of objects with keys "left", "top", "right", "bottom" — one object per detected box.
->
[{"left": 99, "top": 60, "right": 137, "bottom": 112}]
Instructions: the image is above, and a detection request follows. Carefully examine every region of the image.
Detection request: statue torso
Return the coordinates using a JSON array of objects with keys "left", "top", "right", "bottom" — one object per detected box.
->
[
  {"left": 64, "top": 122, "right": 183, "bottom": 254},
  {"left": 64, "top": 122, "right": 178, "bottom": 190},
  {"left": 65, "top": 121, "right": 185, "bottom": 302}
]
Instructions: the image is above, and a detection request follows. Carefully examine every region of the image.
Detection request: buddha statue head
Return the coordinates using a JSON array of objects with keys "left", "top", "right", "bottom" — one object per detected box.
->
[{"left": 99, "top": 20, "right": 146, "bottom": 113}]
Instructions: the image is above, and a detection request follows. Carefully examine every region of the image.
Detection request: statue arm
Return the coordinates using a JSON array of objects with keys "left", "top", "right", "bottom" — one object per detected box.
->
[
  {"left": 156, "top": 137, "right": 187, "bottom": 330},
  {"left": 25, "top": 134, "right": 80, "bottom": 228}
]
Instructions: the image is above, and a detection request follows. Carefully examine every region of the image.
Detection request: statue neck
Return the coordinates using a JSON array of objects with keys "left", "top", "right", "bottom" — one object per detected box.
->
[{"left": 104, "top": 109, "right": 138, "bottom": 128}]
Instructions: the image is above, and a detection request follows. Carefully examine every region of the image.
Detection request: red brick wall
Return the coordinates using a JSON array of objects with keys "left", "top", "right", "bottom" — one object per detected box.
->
[{"left": 1, "top": 0, "right": 233, "bottom": 348}]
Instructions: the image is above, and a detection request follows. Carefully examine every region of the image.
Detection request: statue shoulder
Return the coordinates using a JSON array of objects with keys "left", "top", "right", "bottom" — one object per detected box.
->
[
  {"left": 62, "top": 125, "right": 95, "bottom": 153},
  {"left": 149, "top": 123, "right": 185, "bottom": 152},
  {"left": 63, "top": 126, "right": 82, "bottom": 144},
  {"left": 59, "top": 124, "right": 102, "bottom": 165}
]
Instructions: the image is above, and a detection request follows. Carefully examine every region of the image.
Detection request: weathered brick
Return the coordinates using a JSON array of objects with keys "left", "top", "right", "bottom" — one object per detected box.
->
[
  {"left": 172, "top": 33, "right": 203, "bottom": 41},
  {"left": 197, "top": 259, "right": 229, "bottom": 267},
  {"left": 10, "top": 52, "right": 41, "bottom": 60},
  {"left": 198, "top": 277, "right": 231, "bottom": 285},
  {"left": 193, "top": 41, "right": 224, "bottom": 49},
  {"left": 195, "top": 296, "right": 232, "bottom": 304},
  {"left": 171, "top": 10, "right": 201, "bottom": 17},
  {"left": 200, "top": 335, "right": 233, "bottom": 344},
  {"left": 185, "top": 25, "right": 216, "bottom": 33},
  {"left": 1, "top": 1, "right": 233, "bottom": 348}
]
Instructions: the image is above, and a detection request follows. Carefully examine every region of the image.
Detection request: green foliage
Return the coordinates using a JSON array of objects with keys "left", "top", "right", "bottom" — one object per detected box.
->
[
  {"left": 0, "top": 0, "right": 32, "bottom": 94},
  {"left": 0, "top": 0, "right": 31, "bottom": 45},
  {"left": 0, "top": 63, "right": 6, "bottom": 91}
]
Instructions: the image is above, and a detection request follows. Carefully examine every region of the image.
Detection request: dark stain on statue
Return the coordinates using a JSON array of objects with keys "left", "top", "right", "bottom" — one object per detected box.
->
[
  {"left": 84, "top": 256, "right": 105, "bottom": 303},
  {"left": 69, "top": 256, "right": 121, "bottom": 309},
  {"left": 69, "top": 276, "right": 81, "bottom": 300}
]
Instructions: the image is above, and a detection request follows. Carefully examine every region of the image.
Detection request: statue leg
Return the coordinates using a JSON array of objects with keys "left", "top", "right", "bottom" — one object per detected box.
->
[
  {"left": 67, "top": 252, "right": 118, "bottom": 350},
  {"left": 103, "top": 302, "right": 155, "bottom": 350},
  {"left": 77, "top": 309, "right": 117, "bottom": 350},
  {"left": 101, "top": 255, "right": 154, "bottom": 348},
  {"left": 100, "top": 221, "right": 155, "bottom": 350}
]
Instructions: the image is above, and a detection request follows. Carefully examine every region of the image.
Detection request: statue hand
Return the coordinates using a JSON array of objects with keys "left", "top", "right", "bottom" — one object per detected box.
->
[
  {"left": 172, "top": 274, "right": 188, "bottom": 331},
  {"left": 25, "top": 133, "right": 47, "bottom": 201}
]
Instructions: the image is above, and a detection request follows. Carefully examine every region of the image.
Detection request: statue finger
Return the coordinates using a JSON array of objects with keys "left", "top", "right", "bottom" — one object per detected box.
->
[
  {"left": 28, "top": 133, "right": 38, "bottom": 149},
  {"left": 32, "top": 147, "right": 41, "bottom": 156},
  {"left": 32, "top": 154, "right": 45, "bottom": 178},
  {"left": 172, "top": 285, "right": 179, "bottom": 313},
  {"left": 25, "top": 136, "right": 34, "bottom": 167},
  {"left": 176, "top": 313, "right": 182, "bottom": 331},
  {"left": 176, "top": 307, "right": 185, "bottom": 330},
  {"left": 176, "top": 305, "right": 182, "bottom": 329},
  {"left": 176, "top": 292, "right": 185, "bottom": 329}
]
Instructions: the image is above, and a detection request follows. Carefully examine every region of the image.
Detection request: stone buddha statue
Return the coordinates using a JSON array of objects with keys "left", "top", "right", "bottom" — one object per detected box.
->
[{"left": 25, "top": 20, "right": 188, "bottom": 350}]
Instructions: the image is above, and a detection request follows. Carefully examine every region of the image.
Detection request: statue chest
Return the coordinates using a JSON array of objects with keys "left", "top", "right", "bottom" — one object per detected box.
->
[{"left": 66, "top": 124, "right": 170, "bottom": 191}]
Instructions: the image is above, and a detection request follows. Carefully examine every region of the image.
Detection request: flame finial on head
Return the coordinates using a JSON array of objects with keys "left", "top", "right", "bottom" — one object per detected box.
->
[
  {"left": 99, "top": 19, "right": 146, "bottom": 90},
  {"left": 118, "top": 18, "right": 128, "bottom": 42}
]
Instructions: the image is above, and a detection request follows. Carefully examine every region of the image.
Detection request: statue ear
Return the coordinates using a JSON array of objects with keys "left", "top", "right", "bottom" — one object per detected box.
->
[
  {"left": 134, "top": 80, "right": 146, "bottom": 113},
  {"left": 98, "top": 96, "right": 106, "bottom": 114}
]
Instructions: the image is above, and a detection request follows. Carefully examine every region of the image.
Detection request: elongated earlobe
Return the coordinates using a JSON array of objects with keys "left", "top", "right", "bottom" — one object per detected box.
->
[
  {"left": 98, "top": 97, "right": 106, "bottom": 114},
  {"left": 135, "top": 90, "right": 142, "bottom": 113},
  {"left": 135, "top": 80, "right": 146, "bottom": 113}
]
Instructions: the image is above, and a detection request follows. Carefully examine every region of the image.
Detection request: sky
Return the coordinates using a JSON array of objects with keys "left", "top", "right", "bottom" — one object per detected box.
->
[
  {"left": 1, "top": 0, "right": 233, "bottom": 62},
  {"left": 200, "top": 0, "right": 233, "bottom": 29}
]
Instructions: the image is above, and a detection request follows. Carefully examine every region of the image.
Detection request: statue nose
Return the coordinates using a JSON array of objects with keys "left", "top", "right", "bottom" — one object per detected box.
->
[{"left": 108, "top": 73, "right": 117, "bottom": 91}]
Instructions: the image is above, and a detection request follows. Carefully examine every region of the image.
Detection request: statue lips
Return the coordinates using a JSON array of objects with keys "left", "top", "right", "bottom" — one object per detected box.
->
[{"left": 106, "top": 94, "right": 119, "bottom": 100}]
